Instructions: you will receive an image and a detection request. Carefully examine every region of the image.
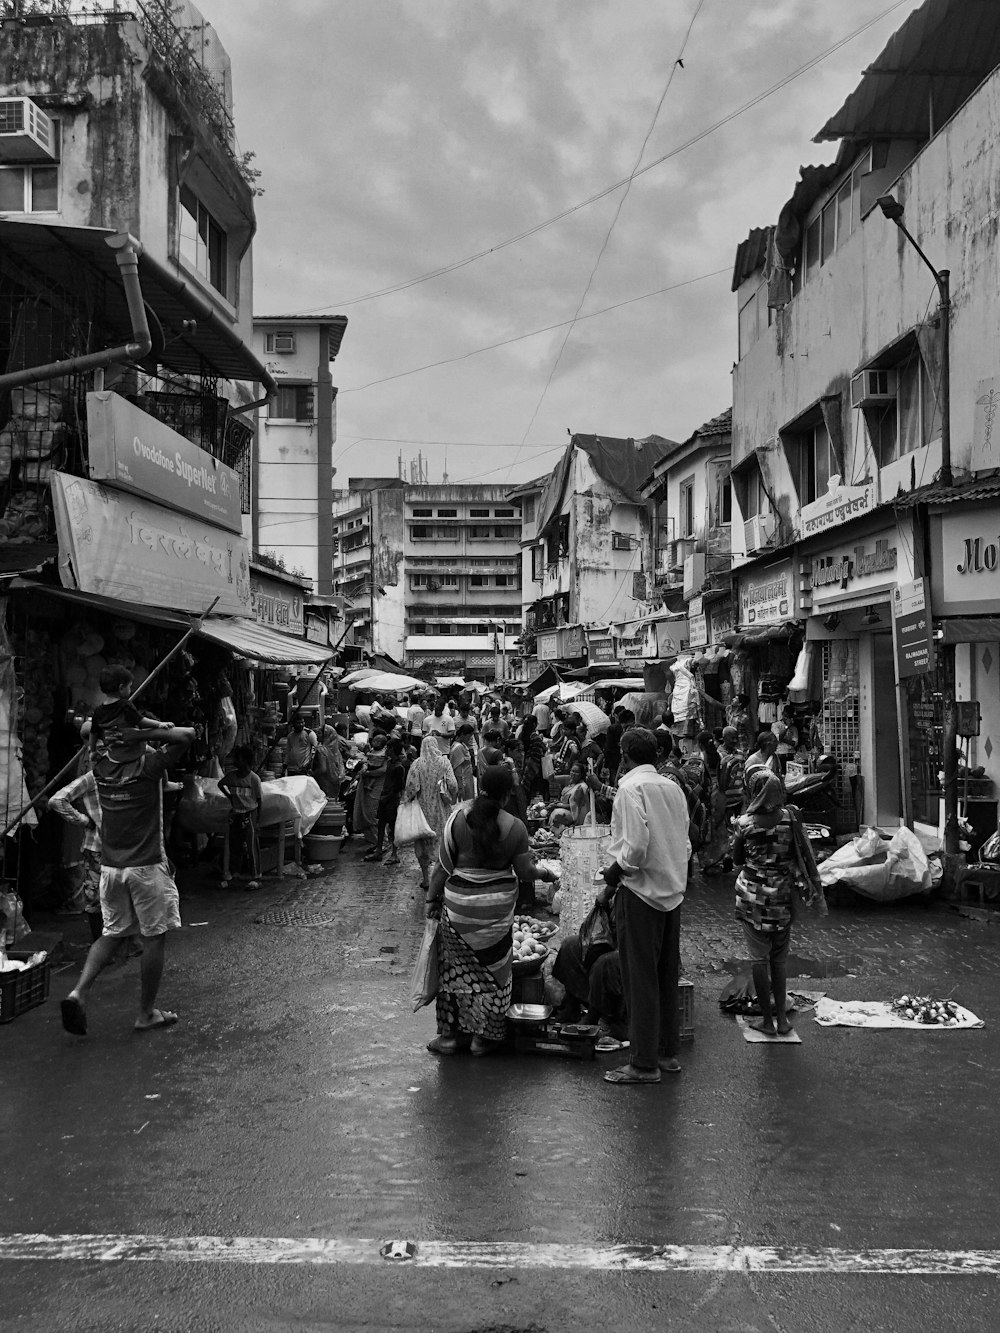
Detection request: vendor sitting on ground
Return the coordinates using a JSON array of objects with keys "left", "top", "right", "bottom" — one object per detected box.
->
[
  {"left": 548, "top": 762, "right": 590, "bottom": 830},
  {"left": 551, "top": 894, "right": 628, "bottom": 1051}
]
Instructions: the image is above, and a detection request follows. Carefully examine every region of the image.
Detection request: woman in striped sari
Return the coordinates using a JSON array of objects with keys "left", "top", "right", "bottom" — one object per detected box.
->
[{"left": 425, "top": 766, "right": 559, "bottom": 1056}]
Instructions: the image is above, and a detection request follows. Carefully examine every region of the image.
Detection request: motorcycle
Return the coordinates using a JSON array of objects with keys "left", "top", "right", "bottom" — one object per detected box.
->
[{"left": 785, "top": 754, "right": 839, "bottom": 818}]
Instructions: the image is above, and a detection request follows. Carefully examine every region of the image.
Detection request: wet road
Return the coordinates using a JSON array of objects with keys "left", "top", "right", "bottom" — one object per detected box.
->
[{"left": 3, "top": 847, "right": 1000, "bottom": 1331}]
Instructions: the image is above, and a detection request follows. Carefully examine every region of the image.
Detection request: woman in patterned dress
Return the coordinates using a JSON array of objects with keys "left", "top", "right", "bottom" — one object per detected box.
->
[
  {"left": 732, "top": 769, "right": 823, "bottom": 1036},
  {"left": 425, "top": 766, "right": 558, "bottom": 1056}
]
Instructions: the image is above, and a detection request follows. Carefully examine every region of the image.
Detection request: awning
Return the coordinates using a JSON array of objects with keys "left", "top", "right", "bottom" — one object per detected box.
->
[
  {"left": 5, "top": 578, "right": 191, "bottom": 631},
  {"left": 0, "top": 220, "right": 276, "bottom": 389},
  {"left": 196, "top": 617, "right": 337, "bottom": 665}
]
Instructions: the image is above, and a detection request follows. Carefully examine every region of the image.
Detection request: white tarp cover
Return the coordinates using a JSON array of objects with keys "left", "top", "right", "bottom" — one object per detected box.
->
[
  {"left": 198, "top": 617, "right": 337, "bottom": 666},
  {"left": 342, "top": 670, "right": 425, "bottom": 693}
]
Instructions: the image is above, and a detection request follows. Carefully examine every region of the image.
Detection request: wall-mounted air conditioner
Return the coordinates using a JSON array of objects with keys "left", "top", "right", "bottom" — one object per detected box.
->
[
  {"left": 266, "top": 332, "right": 296, "bottom": 354},
  {"left": 744, "top": 513, "right": 776, "bottom": 553},
  {"left": 850, "top": 368, "right": 897, "bottom": 408},
  {"left": 683, "top": 552, "right": 706, "bottom": 600},
  {"left": 0, "top": 97, "right": 56, "bottom": 162}
]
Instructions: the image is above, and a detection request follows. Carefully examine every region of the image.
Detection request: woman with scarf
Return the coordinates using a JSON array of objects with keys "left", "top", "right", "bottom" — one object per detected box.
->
[
  {"left": 732, "top": 769, "right": 824, "bottom": 1037},
  {"left": 353, "top": 733, "right": 388, "bottom": 848},
  {"left": 404, "top": 736, "right": 458, "bottom": 889},
  {"left": 517, "top": 715, "right": 547, "bottom": 802},
  {"left": 425, "top": 765, "right": 559, "bottom": 1056}
]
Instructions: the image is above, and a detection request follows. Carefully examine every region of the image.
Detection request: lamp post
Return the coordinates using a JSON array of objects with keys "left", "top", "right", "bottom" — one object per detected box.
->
[{"left": 877, "top": 193, "right": 958, "bottom": 856}]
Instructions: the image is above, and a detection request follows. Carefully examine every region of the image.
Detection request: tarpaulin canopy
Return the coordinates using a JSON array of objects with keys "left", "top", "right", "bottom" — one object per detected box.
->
[
  {"left": 196, "top": 617, "right": 338, "bottom": 666},
  {"left": 341, "top": 670, "right": 425, "bottom": 693},
  {"left": 534, "top": 682, "right": 587, "bottom": 704}
]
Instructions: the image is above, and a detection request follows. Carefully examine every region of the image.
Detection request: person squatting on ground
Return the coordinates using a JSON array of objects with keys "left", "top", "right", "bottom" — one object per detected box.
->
[
  {"left": 731, "top": 769, "right": 824, "bottom": 1036},
  {"left": 425, "top": 765, "right": 559, "bottom": 1057},
  {"left": 59, "top": 725, "right": 197, "bottom": 1036},
  {"left": 219, "top": 745, "right": 263, "bottom": 889},
  {"left": 597, "top": 727, "right": 690, "bottom": 1085}
]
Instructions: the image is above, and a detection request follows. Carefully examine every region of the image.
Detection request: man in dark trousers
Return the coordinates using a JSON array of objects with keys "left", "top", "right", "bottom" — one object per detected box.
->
[
  {"left": 60, "top": 726, "right": 196, "bottom": 1036},
  {"left": 597, "top": 727, "right": 690, "bottom": 1084}
]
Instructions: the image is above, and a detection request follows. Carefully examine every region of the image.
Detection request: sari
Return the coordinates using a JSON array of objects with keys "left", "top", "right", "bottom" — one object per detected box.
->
[{"left": 435, "top": 806, "right": 528, "bottom": 1041}]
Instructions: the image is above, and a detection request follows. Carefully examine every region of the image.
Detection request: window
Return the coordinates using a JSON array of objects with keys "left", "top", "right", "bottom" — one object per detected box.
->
[
  {"left": 494, "top": 508, "right": 515, "bottom": 517},
  {"left": 733, "top": 462, "right": 768, "bottom": 520},
  {"left": 679, "top": 479, "right": 695, "bottom": 536},
  {"left": 523, "top": 495, "right": 536, "bottom": 524},
  {"left": 268, "top": 384, "right": 314, "bottom": 421},
  {"left": 179, "top": 185, "right": 228, "bottom": 295},
  {"left": 494, "top": 574, "right": 515, "bottom": 587},
  {"left": 437, "top": 508, "right": 457, "bottom": 517},
  {"left": 468, "top": 525, "right": 491, "bottom": 539},
  {"left": 860, "top": 347, "right": 941, "bottom": 467},
  {"left": 411, "top": 526, "right": 430, "bottom": 539},
  {"left": 721, "top": 479, "right": 732, "bottom": 525},
  {"left": 265, "top": 331, "right": 296, "bottom": 354},
  {"left": 531, "top": 545, "right": 544, "bottom": 582},
  {"left": 787, "top": 419, "right": 835, "bottom": 505},
  {"left": 410, "top": 622, "right": 426, "bottom": 635},
  {"left": 411, "top": 508, "right": 432, "bottom": 517},
  {"left": 0, "top": 162, "right": 58, "bottom": 213},
  {"left": 469, "top": 508, "right": 490, "bottom": 517},
  {"left": 800, "top": 148, "right": 871, "bottom": 286}
]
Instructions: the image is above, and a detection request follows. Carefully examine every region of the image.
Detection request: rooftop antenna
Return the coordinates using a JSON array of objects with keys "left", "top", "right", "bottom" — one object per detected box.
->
[{"left": 442, "top": 448, "right": 448, "bottom": 485}]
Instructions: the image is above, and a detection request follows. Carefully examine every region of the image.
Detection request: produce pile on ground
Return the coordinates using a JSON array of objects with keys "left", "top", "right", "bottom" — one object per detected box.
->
[
  {"left": 890, "top": 994, "right": 961, "bottom": 1025},
  {"left": 529, "top": 829, "right": 561, "bottom": 852}
]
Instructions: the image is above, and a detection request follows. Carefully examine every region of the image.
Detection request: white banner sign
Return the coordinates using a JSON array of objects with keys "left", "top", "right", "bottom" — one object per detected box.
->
[
  {"left": 51, "top": 472, "right": 251, "bottom": 617},
  {"left": 800, "top": 483, "right": 876, "bottom": 537}
]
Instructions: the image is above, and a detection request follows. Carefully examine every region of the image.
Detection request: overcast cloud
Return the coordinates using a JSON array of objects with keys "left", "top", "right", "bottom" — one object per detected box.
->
[{"left": 204, "top": 0, "right": 925, "bottom": 487}]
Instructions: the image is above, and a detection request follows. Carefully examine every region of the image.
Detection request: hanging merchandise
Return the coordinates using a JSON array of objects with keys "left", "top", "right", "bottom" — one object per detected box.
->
[
  {"left": 787, "top": 642, "right": 817, "bottom": 701},
  {"left": 670, "top": 657, "right": 698, "bottom": 724}
]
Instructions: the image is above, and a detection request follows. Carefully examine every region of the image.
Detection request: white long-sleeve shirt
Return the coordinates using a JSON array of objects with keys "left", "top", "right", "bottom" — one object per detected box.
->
[{"left": 607, "top": 763, "right": 689, "bottom": 913}]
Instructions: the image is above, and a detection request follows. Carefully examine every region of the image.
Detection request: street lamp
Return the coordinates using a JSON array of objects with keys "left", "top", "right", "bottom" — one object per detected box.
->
[{"left": 876, "top": 192, "right": 958, "bottom": 856}]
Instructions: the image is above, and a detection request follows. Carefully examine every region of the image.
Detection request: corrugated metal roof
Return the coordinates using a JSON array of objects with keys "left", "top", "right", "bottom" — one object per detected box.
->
[
  {"left": 731, "top": 227, "right": 770, "bottom": 293},
  {"left": 895, "top": 476, "right": 1000, "bottom": 508},
  {"left": 815, "top": 0, "right": 1000, "bottom": 143}
]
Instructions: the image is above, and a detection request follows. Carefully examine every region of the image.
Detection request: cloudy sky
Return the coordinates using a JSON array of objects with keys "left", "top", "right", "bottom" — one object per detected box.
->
[{"left": 204, "top": 0, "right": 925, "bottom": 489}]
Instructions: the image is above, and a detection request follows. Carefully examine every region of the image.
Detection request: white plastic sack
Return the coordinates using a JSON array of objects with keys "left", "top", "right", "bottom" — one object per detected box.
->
[
  {"left": 670, "top": 659, "right": 698, "bottom": 723},
  {"left": 886, "top": 825, "right": 932, "bottom": 897},
  {"left": 818, "top": 824, "right": 932, "bottom": 901},
  {"left": 394, "top": 799, "right": 434, "bottom": 846}
]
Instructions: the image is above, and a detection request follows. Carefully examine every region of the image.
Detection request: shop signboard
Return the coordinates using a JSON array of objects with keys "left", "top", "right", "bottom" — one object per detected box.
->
[
  {"left": 800, "top": 483, "right": 876, "bottom": 538},
  {"left": 709, "top": 598, "right": 735, "bottom": 640},
  {"left": 809, "top": 532, "right": 898, "bottom": 607},
  {"left": 892, "top": 578, "right": 934, "bottom": 679},
  {"left": 50, "top": 472, "right": 251, "bottom": 617},
  {"left": 537, "top": 631, "right": 560, "bottom": 661},
  {"left": 688, "top": 613, "right": 708, "bottom": 649},
  {"left": 560, "top": 624, "right": 585, "bottom": 658},
  {"left": 305, "top": 612, "right": 333, "bottom": 647},
  {"left": 616, "top": 631, "right": 646, "bottom": 661},
  {"left": 251, "top": 573, "right": 305, "bottom": 636},
  {"left": 86, "top": 392, "right": 243, "bottom": 535},
  {"left": 655, "top": 620, "right": 687, "bottom": 657},
  {"left": 972, "top": 376, "right": 1000, "bottom": 472},
  {"left": 588, "top": 634, "right": 616, "bottom": 664},
  {"left": 738, "top": 561, "right": 794, "bottom": 626},
  {"left": 931, "top": 509, "right": 1000, "bottom": 615}
]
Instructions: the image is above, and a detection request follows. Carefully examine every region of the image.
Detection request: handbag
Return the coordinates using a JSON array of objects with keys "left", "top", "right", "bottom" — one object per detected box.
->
[
  {"left": 578, "top": 901, "right": 615, "bottom": 969},
  {"left": 410, "top": 917, "right": 439, "bottom": 1012},
  {"left": 394, "top": 799, "right": 434, "bottom": 846}
]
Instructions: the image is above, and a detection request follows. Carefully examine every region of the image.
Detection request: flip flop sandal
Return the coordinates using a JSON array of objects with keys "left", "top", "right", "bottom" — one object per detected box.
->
[
  {"left": 603, "top": 1063, "right": 660, "bottom": 1085},
  {"left": 60, "top": 996, "right": 87, "bottom": 1036},
  {"left": 134, "top": 1010, "right": 179, "bottom": 1032},
  {"left": 595, "top": 1036, "right": 628, "bottom": 1052}
]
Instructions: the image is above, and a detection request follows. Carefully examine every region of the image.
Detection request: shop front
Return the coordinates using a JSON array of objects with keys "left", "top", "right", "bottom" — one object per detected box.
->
[
  {"left": 730, "top": 559, "right": 801, "bottom": 758},
  {"left": 802, "top": 519, "right": 916, "bottom": 832},
  {"left": 928, "top": 501, "right": 1000, "bottom": 851}
]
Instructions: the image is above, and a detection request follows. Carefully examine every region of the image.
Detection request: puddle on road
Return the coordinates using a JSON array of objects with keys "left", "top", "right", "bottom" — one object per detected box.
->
[{"left": 721, "top": 952, "right": 866, "bottom": 978}]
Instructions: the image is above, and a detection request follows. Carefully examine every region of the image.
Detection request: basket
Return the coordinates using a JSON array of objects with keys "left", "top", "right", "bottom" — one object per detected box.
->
[
  {"left": 304, "top": 834, "right": 340, "bottom": 863},
  {"left": 0, "top": 951, "right": 51, "bottom": 1024},
  {"left": 557, "top": 824, "right": 611, "bottom": 934},
  {"left": 512, "top": 948, "right": 548, "bottom": 977},
  {"left": 679, "top": 977, "right": 694, "bottom": 1043}
]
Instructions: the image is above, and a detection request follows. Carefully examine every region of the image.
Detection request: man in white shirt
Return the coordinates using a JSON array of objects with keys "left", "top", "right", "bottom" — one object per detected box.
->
[
  {"left": 406, "top": 693, "right": 426, "bottom": 741},
  {"left": 422, "top": 698, "right": 456, "bottom": 752},
  {"left": 532, "top": 697, "right": 552, "bottom": 736},
  {"left": 597, "top": 727, "right": 689, "bottom": 1085}
]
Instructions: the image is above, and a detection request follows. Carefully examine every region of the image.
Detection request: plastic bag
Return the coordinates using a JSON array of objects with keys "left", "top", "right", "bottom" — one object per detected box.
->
[
  {"left": 541, "top": 752, "right": 555, "bottom": 780},
  {"left": 978, "top": 829, "right": 1000, "bottom": 863},
  {"left": 578, "top": 901, "right": 615, "bottom": 969},
  {"left": 886, "top": 825, "right": 932, "bottom": 897},
  {"left": 410, "top": 917, "right": 439, "bottom": 1011},
  {"left": 395, "top": 799, "right": 434, "bottom": 846},
  {"left": 0, "top": 890, "right": 30, "bottom": 945}
]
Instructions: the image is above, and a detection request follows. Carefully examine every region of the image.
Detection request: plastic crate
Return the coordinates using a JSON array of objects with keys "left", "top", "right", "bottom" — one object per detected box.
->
[
  {"left": 0, "top": 951, "right": 51, "bottom": 1024},
  {"left": 679, "top": 977, "right": 694, "bottom": 1043}
]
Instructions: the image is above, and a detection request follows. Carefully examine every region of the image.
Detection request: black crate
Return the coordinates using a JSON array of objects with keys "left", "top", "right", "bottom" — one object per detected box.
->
[{"left": 0, "top": 951, "right": 51, "bottom": 1024}]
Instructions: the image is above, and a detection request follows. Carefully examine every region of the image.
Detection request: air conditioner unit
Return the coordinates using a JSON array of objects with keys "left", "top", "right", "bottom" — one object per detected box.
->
[
  {"left": 744, "top": 513, "right": 776, "bottom": 553},
  {"left": 266, "top": 332, "right": 296, "bottom": 354},
  {"left": 0, "top": 97, "right": 56, "bottom": 162},
  {"left": 850, "top": 367, "right": 897, "bottom": 408},
  {"left": 683, "top": 552, "right": 707, "bottom": 600}
]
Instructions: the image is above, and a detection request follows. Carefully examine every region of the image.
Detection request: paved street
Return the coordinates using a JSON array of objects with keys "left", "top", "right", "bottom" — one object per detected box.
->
[{"left": 4, "top": 845, "right": 1000, "bottom": 1332}]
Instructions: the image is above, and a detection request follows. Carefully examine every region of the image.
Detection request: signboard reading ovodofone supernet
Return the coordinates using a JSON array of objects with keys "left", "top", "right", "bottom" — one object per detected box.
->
[
  {"left": 50, "top": 472, "right": 251, "bottom": 617},
  {"left": 87, "top": 391, "right": 243, "bottom": 534}
]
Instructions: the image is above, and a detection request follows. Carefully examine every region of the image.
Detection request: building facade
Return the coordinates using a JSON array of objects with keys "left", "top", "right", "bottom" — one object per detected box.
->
[
  {"left": 331, "top": 483, "right": 522, "bottom": 679},
  {"left": 730, "top": 0, "right": 1000, "bottom": 841},
  {"left": 251, "top": 316, "right": 348, "bottom": 595}
]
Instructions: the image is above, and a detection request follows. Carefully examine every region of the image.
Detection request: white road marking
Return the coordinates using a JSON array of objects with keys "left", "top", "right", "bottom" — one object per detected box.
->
[{"left": 1, "top": 1235, "right": 999, "bottom": 1274}]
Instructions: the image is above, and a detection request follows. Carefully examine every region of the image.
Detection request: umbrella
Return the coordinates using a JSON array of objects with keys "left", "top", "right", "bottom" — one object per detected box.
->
[
  {"left": 347, "top": 671, "right": 426, "bottom": 693},
  {"left": 534, "top": 682, "right": 586, "bottom": 704},
  {"left": 566, "top": 699, "right": 611, "bottom": 736}
]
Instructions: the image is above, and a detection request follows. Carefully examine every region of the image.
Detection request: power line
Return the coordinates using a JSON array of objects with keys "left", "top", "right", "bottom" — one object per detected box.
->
[
  {"left": 286, "top": 1, "right": 910, "bottom": 319},
  {"left": 339, "top": 266, "right": 729, "bottom": 394},
  {"left": 507, "top": 0, "right": 706, "bottom": 481}
]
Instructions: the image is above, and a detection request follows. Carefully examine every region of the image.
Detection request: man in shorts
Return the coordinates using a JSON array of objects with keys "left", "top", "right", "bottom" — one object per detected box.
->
[{"left": 60, "top": 725, "right": 196, "bottom": 1036}]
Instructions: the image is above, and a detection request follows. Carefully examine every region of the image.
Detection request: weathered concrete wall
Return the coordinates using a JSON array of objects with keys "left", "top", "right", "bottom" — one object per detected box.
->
[
  {"left": 733, "top": 59, "right": 1000, "bottom": 559},
  {"left": 373, "top": 488, "right": 406, "bottom": 662},
  {"left": 569, "top": 453, "right": 653, "bottom": 627}
]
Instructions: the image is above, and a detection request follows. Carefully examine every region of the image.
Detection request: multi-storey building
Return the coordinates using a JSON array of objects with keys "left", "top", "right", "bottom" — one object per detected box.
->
[
  {"left": 730, "top": 0, "right": 1000, "bottom": 842},
  {"left": 331, "top": 483, "right": 522, "bottom": 679},
  {"left": 641, "top": 409, "right": 734, "bottom": 652},
  {"left": 510, "top": 434, "right": 673, "bottom": 677},
  {"left": 251, "top": 316, "right": 349, "bottom": 595}
]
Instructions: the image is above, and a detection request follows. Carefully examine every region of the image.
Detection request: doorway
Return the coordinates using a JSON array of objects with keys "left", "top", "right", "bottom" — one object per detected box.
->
[{"left": 872, "top": 632, "right": 902, "bottom": 825}]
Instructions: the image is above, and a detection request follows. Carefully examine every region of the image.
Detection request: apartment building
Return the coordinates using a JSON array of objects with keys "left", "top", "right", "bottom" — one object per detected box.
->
[{"left": 332, "top": 483, "right": 522, "bottom": 678}]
